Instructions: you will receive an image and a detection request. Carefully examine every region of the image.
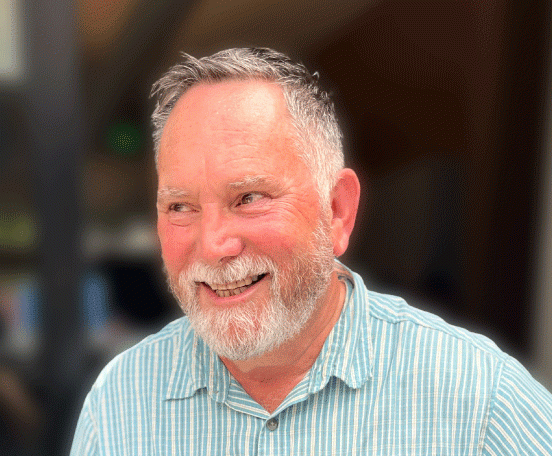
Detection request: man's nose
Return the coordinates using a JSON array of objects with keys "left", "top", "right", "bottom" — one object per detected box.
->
[{"left": 198, "top": 207, "right": 244, "bottom": 265}]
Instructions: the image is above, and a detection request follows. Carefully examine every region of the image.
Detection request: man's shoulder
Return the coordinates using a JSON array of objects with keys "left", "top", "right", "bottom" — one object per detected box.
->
[
  {"left": 360, "top": 284, "right": 509, "bottom": 362},
  {"left": 347, "top": 266, "right": 504, "bottom": 358},
  {"left": 92, "top": 317, "right": 194, "bottom": 390}
]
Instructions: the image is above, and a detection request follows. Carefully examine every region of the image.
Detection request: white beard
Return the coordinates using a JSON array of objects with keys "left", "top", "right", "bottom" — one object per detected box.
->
[{"left": 167, "top": 219, "right": 335, "bottom": 360}]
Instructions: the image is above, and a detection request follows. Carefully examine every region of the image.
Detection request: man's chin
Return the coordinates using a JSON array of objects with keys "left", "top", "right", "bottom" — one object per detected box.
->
[
  {"left": 186, "top": 304, "right": 272, "bottom": 359},
  {"left": 197, "top": 331, "right": 273, "bottom": 361}
]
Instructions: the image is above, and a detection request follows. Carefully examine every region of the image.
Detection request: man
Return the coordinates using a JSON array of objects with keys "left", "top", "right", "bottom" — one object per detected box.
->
[{"left": 71, "top": 48, "right": 552, "bottom": 455}]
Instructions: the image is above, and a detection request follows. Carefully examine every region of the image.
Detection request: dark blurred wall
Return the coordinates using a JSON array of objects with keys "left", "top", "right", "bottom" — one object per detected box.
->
[{"left": 310, "top": 0, "right": 551, "bottom": 358}]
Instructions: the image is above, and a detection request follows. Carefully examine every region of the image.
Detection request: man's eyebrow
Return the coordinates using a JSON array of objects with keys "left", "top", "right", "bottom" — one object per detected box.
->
[
  {"left": 157, "top": 187, "right": 191, "bottom": 200},
  {"left": 227, "top": 175, "right": 279, "bottom": 190},
  {"left": 157, "top": 176, "right": 278, "bottom": 201}
]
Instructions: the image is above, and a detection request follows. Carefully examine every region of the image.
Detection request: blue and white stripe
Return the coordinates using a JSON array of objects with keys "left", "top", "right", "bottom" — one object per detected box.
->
[{"left": 70, "top": 265, "right": 552, "bottom": 455}]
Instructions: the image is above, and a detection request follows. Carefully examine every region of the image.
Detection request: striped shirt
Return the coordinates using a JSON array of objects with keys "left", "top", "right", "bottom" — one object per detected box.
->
[{"left": 70, "top": 264, "right": 552, "bottom": 455}]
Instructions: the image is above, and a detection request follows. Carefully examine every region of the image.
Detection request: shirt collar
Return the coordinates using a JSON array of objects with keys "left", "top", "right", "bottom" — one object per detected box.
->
[
  {"left": 165, "top": 323, "right": 231, "bottom": 402},
  {"left": 305, "top": 261, "right": 374, "bottom": 392},
  {"left": 165, "top": 261, "right": 374, "bottom": 401}
]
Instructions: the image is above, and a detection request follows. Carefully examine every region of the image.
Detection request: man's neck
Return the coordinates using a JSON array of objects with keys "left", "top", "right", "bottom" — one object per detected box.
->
[{"left": 220, "top": 272, "right": 347, "bottom": 413}]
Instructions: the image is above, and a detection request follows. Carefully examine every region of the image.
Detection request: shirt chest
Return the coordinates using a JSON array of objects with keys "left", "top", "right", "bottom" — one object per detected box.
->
[{"left": 101, "top": 377, "right": 483, "bottom": 456}]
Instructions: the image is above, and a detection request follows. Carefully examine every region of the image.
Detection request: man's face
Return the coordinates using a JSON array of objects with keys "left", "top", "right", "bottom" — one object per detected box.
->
[{"left": 156, "top": 80, "right": 335, "bottom": 359}]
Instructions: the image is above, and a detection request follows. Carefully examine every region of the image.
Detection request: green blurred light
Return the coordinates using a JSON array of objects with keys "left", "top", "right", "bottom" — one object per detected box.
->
[
  {"left": 0, "top": 209, "right": 38, "bottom": 251},
  {"left": 106, "top": 121, "right": 143, "bottom": 156}
]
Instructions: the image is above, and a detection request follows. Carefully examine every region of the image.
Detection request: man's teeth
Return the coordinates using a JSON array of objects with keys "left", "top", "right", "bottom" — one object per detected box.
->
[{"left": 209, "top": 275, "right": 260, "bottom": 297}]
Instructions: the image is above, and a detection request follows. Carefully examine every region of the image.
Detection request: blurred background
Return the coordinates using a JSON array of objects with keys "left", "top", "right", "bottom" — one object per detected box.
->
[{"left": 1, "top": 0, "right": 552, "bottom": 454}]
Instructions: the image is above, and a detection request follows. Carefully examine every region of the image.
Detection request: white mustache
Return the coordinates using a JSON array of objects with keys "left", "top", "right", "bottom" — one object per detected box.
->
[{"left": 179, "top": 255, "right": 278, "bottom": 287}]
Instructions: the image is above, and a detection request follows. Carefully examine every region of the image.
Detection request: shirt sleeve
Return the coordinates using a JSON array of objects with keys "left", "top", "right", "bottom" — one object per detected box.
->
[
  {"left": 482, "top": 357, "right": 552, "bottom": 455},
  {"left": 69, "top": 394, "right": 99, "bottom": 456}
]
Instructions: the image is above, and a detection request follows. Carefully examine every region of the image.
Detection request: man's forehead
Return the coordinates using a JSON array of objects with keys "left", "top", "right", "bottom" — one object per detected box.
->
[
  {"left": 172, "top": 79, "right": 287, "bottom": 124},
  {"left": 158, "top": 79, "right": 295, "bottom": 158},
  {"left": 156, "top": 78, "right": 314, "bottom": 199}
]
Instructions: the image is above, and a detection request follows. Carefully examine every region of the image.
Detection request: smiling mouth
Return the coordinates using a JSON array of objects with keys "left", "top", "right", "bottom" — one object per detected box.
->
[{"left": 204, "top": 274, "right": 267, "bottom": 298}]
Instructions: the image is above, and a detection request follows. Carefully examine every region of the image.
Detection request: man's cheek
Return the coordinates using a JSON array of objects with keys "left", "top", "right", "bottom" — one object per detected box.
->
[
  {"left": 246, "top": 224, "right": 297, "bottom": 257},
  {"left": 158, "top": 224, "right": 194, "bottom": 273}
]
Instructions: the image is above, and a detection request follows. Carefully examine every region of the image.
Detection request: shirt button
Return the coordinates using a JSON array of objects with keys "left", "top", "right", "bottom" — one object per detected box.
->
[{"left": 266, "top": 418, "right": 278, "bottom": 431}]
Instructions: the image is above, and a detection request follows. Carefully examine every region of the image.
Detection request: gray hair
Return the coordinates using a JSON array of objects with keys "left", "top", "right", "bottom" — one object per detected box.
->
[{"left": 150, "top": 47, "right": 344, "bottom": 204}]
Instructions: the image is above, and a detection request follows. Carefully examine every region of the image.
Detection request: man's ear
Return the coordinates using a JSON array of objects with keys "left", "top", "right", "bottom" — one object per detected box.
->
[{"left": 330, "top": 168, "right": 361, "bottom": 257}]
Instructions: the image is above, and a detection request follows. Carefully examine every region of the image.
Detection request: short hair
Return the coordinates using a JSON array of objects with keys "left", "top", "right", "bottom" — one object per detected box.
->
[{"left": 150, "top": 47, "right": 344, "bottom": 204}]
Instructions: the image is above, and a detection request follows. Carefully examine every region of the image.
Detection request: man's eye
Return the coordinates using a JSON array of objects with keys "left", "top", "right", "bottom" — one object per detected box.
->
[
  {"left": 169, "top": 203, "right": 193, "bottom": 212},
  {"left": 237, "top": 192, "right": 263, "bottom": 206},
  {"left": 165, "top": 203, "right": 196, "bottom": 226}
]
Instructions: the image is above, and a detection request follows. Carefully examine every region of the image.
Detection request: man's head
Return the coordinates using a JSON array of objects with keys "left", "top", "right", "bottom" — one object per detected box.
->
[
  {"left": 151, "top": 47, "right": 344, "bottom": 206},
  {"left": 152, "top": 49, "right": 360, "bottom": 360}
]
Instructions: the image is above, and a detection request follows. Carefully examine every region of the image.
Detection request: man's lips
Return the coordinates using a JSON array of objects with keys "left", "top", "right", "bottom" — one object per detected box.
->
[{"left": 201, "top": 273, "right": 267, "bottom": 298}]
